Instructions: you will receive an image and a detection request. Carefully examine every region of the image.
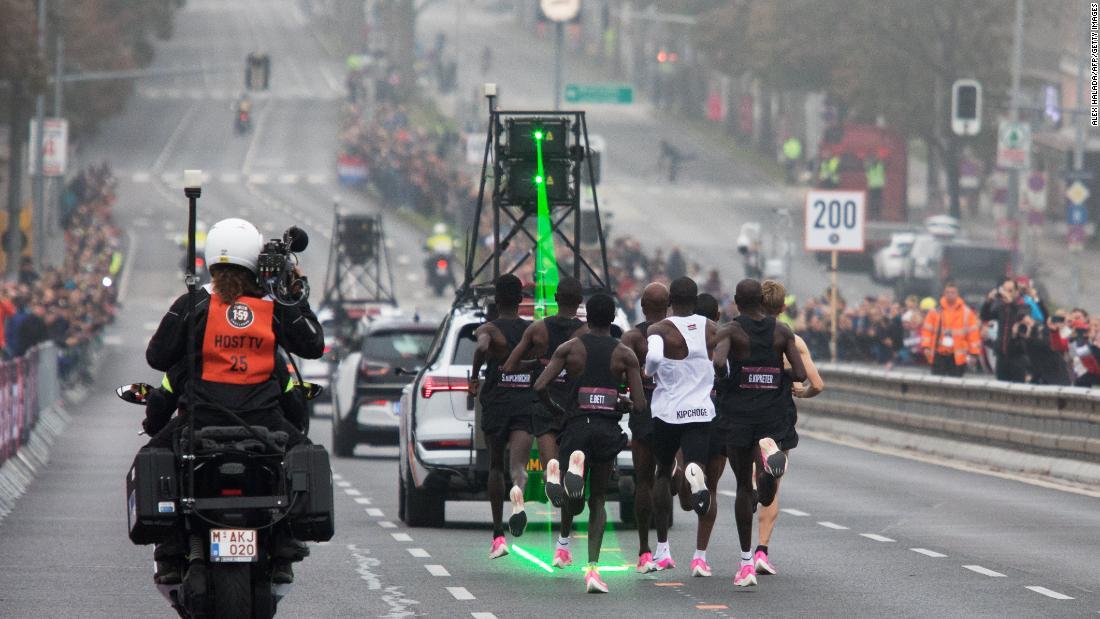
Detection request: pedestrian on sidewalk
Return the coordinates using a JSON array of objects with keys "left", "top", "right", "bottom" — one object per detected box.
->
[{"left": 920, "top": 282, "right": 981, "bottom": 377}]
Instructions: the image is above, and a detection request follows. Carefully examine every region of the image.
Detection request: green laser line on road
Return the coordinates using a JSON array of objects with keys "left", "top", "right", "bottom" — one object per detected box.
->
[{"left": 510, "top": 544, "right": 554, "bottom": 573}]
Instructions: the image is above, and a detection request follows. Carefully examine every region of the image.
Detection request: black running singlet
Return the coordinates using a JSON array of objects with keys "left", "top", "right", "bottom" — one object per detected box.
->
[
  {"left": 718, "top": 315, "right": 787, "bottom": 421},
  {"left": 567, "top": 333, "right": 623, "bottom": 421},
  {"left": 539, "top": 314, "right": 583, "bottom": 403},
  {"left": 480, "top": 317, "right": 536, "bottom": 410}
]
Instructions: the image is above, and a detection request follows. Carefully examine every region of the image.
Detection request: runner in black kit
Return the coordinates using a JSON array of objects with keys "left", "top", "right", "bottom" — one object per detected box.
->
[
  {"left": 619, "top": 282, "right": 668, "bottom": 573},
  {"left": 469, "top": 274, "right": 538, "bottom": 559},
  {"left": 535, "top": 293, "right": 646, "bottom": 593},
  {"left": 713, "top": 279, "right": 806, "bottom": 587},
  {"left": 645, "top": 277, "right": 718, "bottom": 572},
  {"left": 502, "top": 277, "right": 586, "bottom": 567}
]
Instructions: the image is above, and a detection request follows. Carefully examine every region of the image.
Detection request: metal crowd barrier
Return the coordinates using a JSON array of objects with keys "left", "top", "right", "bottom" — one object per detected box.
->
[
  {"left": 798, "top": 363, "right": 1100, "bottom": 462},
  {"left": 0, "top": 343, "right": 59, "bottom": 469}
]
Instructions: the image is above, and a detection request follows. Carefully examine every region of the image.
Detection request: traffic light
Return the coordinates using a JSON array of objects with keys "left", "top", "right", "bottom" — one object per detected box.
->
[
  {"left": 499, "top": 117, "right": 575, "bottom": 210},
  {"left": 246, "top": 53, "right": 271, "bottom": 90},
  {"left": 950, "top": 79, "right": 981, "bottom": 136}
]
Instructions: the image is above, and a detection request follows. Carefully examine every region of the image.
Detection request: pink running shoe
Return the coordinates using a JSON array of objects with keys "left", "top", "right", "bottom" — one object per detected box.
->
[
  {"left": 654, "top": 555, "right": 676, "bottom": 571},
  {"left": 733, "top": 563, "right": 757, "bottom": 587},
  {"left": 584, "top": 567, "right": 609, "bottom": 593},
  {"left": 488, "top": 536, "right": 509, "bottom": 560},
  {"left": 635, "top": 552, "right": 656, "bottom": 574},
  {"left": 690, "top": 558, "right": 712, "bottom": 577},
  {"left": 754, "top": 550, "right": 777, "bottom": 575},
  {"left": 552, "top": 548, "right": 573, "bottom": 569}
]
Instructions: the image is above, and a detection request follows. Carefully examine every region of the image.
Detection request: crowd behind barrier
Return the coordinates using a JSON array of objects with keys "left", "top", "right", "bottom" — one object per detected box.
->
[{"left": 0, "top": 163, "right": 121, "bottom": 469}]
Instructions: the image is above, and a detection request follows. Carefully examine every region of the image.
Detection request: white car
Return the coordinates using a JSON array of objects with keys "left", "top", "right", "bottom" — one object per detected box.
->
[
  {"left": 294, "top": 307, "right": 336, "bottom": 414},
  {"left": 398, "top": 299, "right": 637, "bottom": 528},
  {"left": 872, "top": 232, "right": 916, "bottom": 283}
]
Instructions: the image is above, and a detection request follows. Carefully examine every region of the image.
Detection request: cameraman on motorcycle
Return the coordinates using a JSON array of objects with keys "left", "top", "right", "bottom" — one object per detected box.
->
[
  {"left": 144, "top": 218, "right": 324, "bottom": 584},
  {"left": 425, "top": 222, "right": 455, "bottom": 296}
]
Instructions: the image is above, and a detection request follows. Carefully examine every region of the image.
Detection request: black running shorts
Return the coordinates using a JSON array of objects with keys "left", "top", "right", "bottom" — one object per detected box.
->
[
  {"left": 628, "top": 408, "right": 654, "bottom": 445},
  {"left": 480, "top": 403, "right": 534, "bottom": 445},
  {"left": 652, "top": 419, "right": 714, "bottom": 467},
  {"left": 715, "top": 412, "right": 788, "bottom": 450},
  {"left": 557, "top": 415, "right": 627, "bottom": 465},
  {"left": 531, "top": 403, "right": 563, "bottom": 438}
]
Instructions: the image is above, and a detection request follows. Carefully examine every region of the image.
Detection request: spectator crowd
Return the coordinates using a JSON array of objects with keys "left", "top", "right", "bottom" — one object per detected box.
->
[{"left": 0, "top": 163, "right": 122, "bottom": 382}]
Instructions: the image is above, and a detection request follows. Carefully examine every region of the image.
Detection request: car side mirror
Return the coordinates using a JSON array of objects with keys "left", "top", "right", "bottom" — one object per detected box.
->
[{"left": 115, "top": 383, "right": 153, "bottom": 405}]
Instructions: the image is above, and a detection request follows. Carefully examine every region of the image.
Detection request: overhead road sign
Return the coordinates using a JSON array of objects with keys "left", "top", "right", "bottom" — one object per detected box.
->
[{"left": 563, "top": 83, "right": 634, "bottom": 105}]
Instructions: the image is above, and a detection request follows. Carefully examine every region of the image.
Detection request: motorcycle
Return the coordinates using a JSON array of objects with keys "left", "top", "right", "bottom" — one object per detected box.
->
[
  {"left": 117, "top": 383, "right": 333, "bottom": 618},
  {"left": 235, "top": 110, "right": 251, "bottom": 135},
  {"left": 425, "top": 253, "right": 453, "bottom": 297}
]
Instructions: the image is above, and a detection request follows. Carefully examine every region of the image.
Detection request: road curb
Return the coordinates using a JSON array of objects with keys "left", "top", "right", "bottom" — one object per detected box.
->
[
  {"left": 799, "top": 412, "right": 1100, "bottom": 493},
  {"left": 0, "top": 406, "right": 71, "bottom": 523}
]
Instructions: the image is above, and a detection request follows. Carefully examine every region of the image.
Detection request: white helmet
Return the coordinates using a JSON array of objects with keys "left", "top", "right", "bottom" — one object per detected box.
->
[
  {"left": 432, "top": 222, "right": 447, "bottom": 235},
  {"left": 205, "top": 218, "right": 263, "bottom": 273}
]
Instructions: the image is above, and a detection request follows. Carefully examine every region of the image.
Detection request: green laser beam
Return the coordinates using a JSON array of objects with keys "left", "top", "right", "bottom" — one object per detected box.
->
[
  {"left": 533, "top": 130, "right": 559, "bottom": 318},
  {"left": 511, "top": 543, "right": 554, "bottom": 573}
]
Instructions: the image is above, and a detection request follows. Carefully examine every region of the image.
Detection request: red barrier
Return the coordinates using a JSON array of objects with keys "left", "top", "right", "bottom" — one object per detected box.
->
[{"left": 0, "top": 347, "right": 43, "bottom": 469}]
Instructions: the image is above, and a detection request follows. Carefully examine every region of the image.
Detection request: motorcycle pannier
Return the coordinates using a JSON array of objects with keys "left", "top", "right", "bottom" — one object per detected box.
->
[
  {"left": 126, "top": 447, "right": 179, "bottom": 544},
  {"left": 285, "top": 444, "right": 334, "bottom": 541}
]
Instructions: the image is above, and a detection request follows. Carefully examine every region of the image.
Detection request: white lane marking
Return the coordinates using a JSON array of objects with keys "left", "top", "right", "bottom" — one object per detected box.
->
[
  {"left": 780, "top": 508, "right": 809, "bottom": 517},
  {"left": 365, "top": 508, "right": 384, "bottom": 517},
  {"left": 160, "top": 172, "right": 179, "bottom": 186},
  {"left": 718, "top": 490, "right": 736, "bottom": 497},
  {"left": 860, "top": 533, "right": 896, "bottom": 543},
  {"left": 391, "top": 533, "right": 413, "bottom": 542},
  {"left": 471, "top": 614, "right": 498, "bottom": 619},
  {"left": 447, "top": 587, "right": 475, "bottom": 601},
  {"left": 332, "top": 473, "right": 342, "bottom": 480},
  {"left": 425, "top": 564, "right": 450, "bottom": 576},
  {"left": 336, "top": 481, "right": 351, "bottom": 487},
  {"left": 1025, "top": 586, "right": 1074, "bottom": 600},
  {"left": 132, "top": 172, "right": 151, "bottom": 183},
  {"left": 963, "top": 565, "right": 1006, "bottom": 577},
  {"left": 378, "top": 521, "right": 397, "bottom": 529},
  {"left": 319, "top": 64, "right": 343, "bottom": 94},
  {"left": 344, "top": 488, "right": 362, "bottom": 496},
  {"left": 152, "top": 101, "right": 200, "bottom": 172},
  {"left": 143, "top": 322, "right": 161, "bottom": 331},
  {"left": 732, "top": 188, "right": 751, "bottom": 200},
  {"left": 241, "top": 102, "right": 273, "bottom": 174},
  {"left": 278, "top": 173, "right": 300, "bottom": 184},
  {"left": 910, "top": 548, "right": 947, "bottom": 558},
  {"left": 408, "top": 548, "right": 430, "bottom": 558},
  {"left": 817, "top": 521, "right": 849, "bottom": 530},
  {"left": 306, "top": 173, "right": 326, "bottom": 185},
  {"left": 248, "top": 173, "right": 269, "bottom": 184},
  {"left": 353, "top": 497, "right": 373, "bottom": 505},
  {"left": 220, "top": 172, "right": 240, "bottom": 184},
  {"left": 103, "top": 335, "right": 123, "bottom": 347}
]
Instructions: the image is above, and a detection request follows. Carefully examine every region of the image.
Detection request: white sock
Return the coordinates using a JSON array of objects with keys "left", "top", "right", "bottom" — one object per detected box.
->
[
  {"left": 557, "top": 536, "right": 571, "bottom": 550},
  {"left": 693, "top": 549, "right": 706, "bottom": 562},
  {"left": 740, "top": 550, "right": 753, "bottom": 566},
  {"left": 655, "top": 541, "right": 670, "bottom": 559}
]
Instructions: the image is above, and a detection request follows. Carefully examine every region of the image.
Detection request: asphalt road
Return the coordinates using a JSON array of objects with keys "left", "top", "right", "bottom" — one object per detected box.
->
[{"left": 0, "top": 1, "right": 1096, "bottom": 617}]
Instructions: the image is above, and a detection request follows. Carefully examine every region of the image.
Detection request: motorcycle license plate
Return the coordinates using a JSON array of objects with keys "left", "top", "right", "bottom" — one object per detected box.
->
[{"left": 210, "top": 529, "right": 258, "bottom": 563}]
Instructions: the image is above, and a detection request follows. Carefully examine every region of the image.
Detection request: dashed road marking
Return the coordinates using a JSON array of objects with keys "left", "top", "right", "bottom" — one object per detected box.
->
[
  {"left": 696, "top": 605, "right": 728, "bottom": 610},
  {"left": 220, "top": 173, "right": 240, "bottom": 184},
  {"left": 859, "top": 533, "right": 896, "bottom": 543},
  {"left": 654, "top": 582, "right": 684, "bottom": 587},
  {"left": 365, "top": 508, "right": 384, "bottom": 517},
  {"left": 407, "top": 548, "right": 431, "bottom": 558},
  {"left": 910, "top": 548, "right": 947, "bottom": 558},
  {"left": 817, "top": 521, "right": 849, "bottom": 530},
  {"left": 425, "top": 564, "right": 450, "bottom": 576},
  {"left": 249, "top": 173, "right": 269, "bottom": 184},
  {"left": 353, "top": 497, "right": 373, "bottom": 505},
  {"left": 471, "top": 613, "right": 497, "bottom": 619},
  {"left": 278, "top": 173, "right": 300, "bottom": 184},
  {"left": 1025, "top": 586, "right": 1074, "bottom": 600},
  {"left": 344, "top": 488, "right": 362, "bottom": 496},
  {"left": 332, "top": 473, "right": 342, "bottom": 480},
  {"left": 306, "top": 173, "right": 326, "bottom": 184},
  {"left": 780, "top": 508, "right": 809, "bottom": 516},
  {"left": 336, "top": 481, "right": 351, "bottom": 487},
  {"left": 103, "top": 335, "right": 123, "bottom": 347},
  {"left": 447, "top": 587, "right": 475, "bottom": 601},
  {"left": 963, "top": 565, "right": 1006, "bottom": 578},
  {"left": 143, "top": 322, "right": 161, "bottom": 331},
  {"left": 391, "top": 533, "right": 413, "bottom": 542},
  {"left": 132, "top": 172, "right": 151, "bottom": 183},
  {"left": 378, "top": 521, "right": 397, "bottom": 529}
]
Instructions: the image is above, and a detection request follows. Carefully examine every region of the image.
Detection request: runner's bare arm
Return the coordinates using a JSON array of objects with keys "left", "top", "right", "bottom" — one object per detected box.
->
[
  {"left": 469, "top": 325, "right": 494, "bottom": 396},
  {"left": 705, "top": 319, "right": 718, "bottom": 357},
  {"left": 780, "top": 323, "right": 807, "bottom": 382},
  {"left": 712, "top": 324, "right": 732, "bottom": 377},
  {"left": 620, "top": 346, "right": 648, "bottom": 417},
  {"left": 792, "top": 334, "right": 824, "bottom": 398},
  {"left": 534, "top": 340, "right": 571, "bottom": 418}
]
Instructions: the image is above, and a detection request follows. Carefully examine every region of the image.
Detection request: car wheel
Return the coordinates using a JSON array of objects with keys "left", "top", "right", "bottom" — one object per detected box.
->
[
  {"left": 404, "top": 470, "right": 445, "bottom": 528},
  {"left": 332, "top": 414, "right": 356, "bottom": 458}
]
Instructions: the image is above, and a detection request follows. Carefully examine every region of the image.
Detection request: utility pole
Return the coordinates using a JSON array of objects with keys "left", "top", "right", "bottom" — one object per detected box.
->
[
  {"left": 553, "top": 21, "right": 564, "bottom": 110},
  {"left": 1071, "top": 0, "right": 1089, "bottom": 307},
  {"left": 32, "top": 0, "right": 48, "bottom": 271},
  {"left": 1006, "top": 0, "right": 1025, "bottom": 273}
]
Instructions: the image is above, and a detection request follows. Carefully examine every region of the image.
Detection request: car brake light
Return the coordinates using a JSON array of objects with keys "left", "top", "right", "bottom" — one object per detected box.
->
[
  {"left": 436, "top": 259, "right": 448, "bottom": 269},
  {"left": 220, "top": 489, "right": 243, "bottom": 496},
  {"left": 420, "top": 439, "right": 473, "bottom": 449},
  {"left": 323, "top": 344, "right": 332, "bottom": 354},
  {"left": 420, "top": 375, "right": 468, "bottom": 399}
]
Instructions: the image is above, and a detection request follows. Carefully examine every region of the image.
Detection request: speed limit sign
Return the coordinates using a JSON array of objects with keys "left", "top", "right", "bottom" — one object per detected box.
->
[{"left": 804, "top": 190, "right": 865, "bottom": 252}]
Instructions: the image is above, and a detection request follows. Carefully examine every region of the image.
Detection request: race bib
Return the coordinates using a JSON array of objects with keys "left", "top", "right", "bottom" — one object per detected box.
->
[
  {"left": 739, "top": 366, "right": 780, "bottom": 390},
  {"left": 577, "top": 387, "right": 618, "bottom": 411},
  {"left": 498, "top": 372, "right": 532, "bottom": 388}
]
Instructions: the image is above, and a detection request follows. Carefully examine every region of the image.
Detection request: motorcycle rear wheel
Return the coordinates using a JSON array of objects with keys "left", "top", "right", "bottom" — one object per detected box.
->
[{"left": 213, "top": 564, "right": 252, "bottom": 619}]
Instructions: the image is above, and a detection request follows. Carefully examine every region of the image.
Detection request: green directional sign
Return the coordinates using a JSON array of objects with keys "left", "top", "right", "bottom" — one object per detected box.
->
[{"left": 563, "top": 83, "right": 634, "bottom": 104}]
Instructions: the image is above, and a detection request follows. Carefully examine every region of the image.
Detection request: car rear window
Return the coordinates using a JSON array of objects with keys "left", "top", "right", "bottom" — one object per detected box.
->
[
  {"left": 452, "top": 323, "right": 479, "bottom": 365},
  {"left": 944, "top": 247, "right": 1010, "bottom": 280},
  {"left": 362, "top": 330, "right": 435, "bottom": 364}
]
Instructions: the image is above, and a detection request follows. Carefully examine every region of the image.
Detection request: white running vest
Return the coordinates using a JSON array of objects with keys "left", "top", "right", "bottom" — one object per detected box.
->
[{"left": 650, "top": 315, "right": 715, "bottom": 424}]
